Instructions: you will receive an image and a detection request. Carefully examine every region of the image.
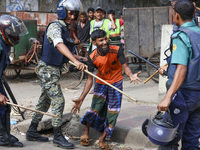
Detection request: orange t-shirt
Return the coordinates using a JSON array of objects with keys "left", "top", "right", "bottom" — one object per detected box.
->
[{"left": 89, "top": 45, "right": 123, "bottom": 84}]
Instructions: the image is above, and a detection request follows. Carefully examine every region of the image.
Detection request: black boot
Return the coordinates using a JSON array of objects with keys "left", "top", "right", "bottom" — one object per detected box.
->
[
  {"left": 53, "top": 126, "right": 74, "bottom": 149},
  {"left": 0, "top": 129, "right": 9, "bottom": 146},
  {"left": 0, "top": 129, "right": 23, "bottom": 147},
  {"left": 26, "top": 121, "right": 49, "bottom": 142},
  {"left": 9, "top": 134, "right": 23, "bottom": 147}
]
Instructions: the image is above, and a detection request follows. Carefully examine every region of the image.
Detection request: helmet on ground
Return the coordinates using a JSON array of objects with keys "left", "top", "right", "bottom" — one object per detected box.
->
[
  {"left": 142, "top": 111, "right": 179, "bottom": 146},
  {"left": 0, "top": 14, "right": 28, "bottom": 46},
  {"left": 57, "top": 0, "right": 83, "bottom": 20}
]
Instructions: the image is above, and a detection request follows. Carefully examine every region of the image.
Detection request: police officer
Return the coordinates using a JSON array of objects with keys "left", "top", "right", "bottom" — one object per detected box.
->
[
  {"left": 26, "top": 0, "right": 86, "bottom": 149},
  {"left": 0, "top": 14, "right": 28, "bottom": 147},
  {"left": 158, "top": 1, "right": 200, "bottom": 149}
]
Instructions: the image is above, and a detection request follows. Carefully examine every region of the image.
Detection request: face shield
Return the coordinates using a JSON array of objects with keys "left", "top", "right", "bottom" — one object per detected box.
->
[
  {"left": 0, "top": 15, "right": 28, "bottom": 37},
  {"left": 0, "top": 15, "right": 28, "bottom": 46}
]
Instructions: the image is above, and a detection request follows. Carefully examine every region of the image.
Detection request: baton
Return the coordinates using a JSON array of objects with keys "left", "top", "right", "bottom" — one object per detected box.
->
[
  {"left": 128, "top": 50, "right": 168, "bottom": 76},
  {"left": 1, "top": 76, "right": 25, "bottom": 120},
  {"left": 6, "top": 102, "right": 57, "bottom": 118}
]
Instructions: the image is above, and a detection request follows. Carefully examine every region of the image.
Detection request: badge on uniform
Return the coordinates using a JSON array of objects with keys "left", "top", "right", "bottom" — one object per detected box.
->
[{"left": 173, "top": 44, "right": 177, "bottom": 52}]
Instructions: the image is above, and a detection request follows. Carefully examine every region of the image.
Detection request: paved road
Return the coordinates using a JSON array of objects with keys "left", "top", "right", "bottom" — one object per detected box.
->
[{"left": 4, "top": 65, "right": 159, "bottom": 149}]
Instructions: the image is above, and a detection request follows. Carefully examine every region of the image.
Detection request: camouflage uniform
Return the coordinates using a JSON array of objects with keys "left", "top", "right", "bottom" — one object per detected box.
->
[{"left": 32, "top": 20, "right": 67, "bottom": 127}]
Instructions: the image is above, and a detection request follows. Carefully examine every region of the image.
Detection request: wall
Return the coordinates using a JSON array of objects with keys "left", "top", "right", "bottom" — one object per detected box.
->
[
  {"left": 124, "top": 7, "right": 171, "bottom": 58},
  {"left": 6, "top": 0, "right": 38, "bottom": 12},
  {"left": 158, "top": 25, "right": 173, "bottom": 102}
]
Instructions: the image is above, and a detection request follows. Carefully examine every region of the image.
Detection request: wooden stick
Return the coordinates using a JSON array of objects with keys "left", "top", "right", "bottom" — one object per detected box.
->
[
  {"left": 69, "top": 61, "right": 138, "bottom": 102},
  {"left": 6, "top": 102, "right": 58, "bottom": 118},
  {"left": 144, "top": 70, "right": 159, "bottom": 84},
  {"left": 144, "top": 64, "right": 168, "bottom": 84}
]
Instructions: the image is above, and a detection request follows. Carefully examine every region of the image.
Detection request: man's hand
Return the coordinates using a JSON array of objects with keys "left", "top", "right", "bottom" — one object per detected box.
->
[
  {"left": 74, "top": 38, "right": 80, "bottom": 45},
  {"left": 108, "top": 14, "right": 113, "bottom": 20},
  {"left": 74, "top": 60, "right": 88, "bottom": 71},
  {"left": 71, "top": 99, "right": 83, "bottom": 114},
  {"left": 0, "top": 93, "right": 9, "bottom": 105},
  {"left": 158, "top": 65, "right": 168, "bottom": 76},
  {"left": 130, "top": 71, "right": 142, "bottom": 84},
  {"left": 158, "top": 96, "right": 171, "bottom": 112}
]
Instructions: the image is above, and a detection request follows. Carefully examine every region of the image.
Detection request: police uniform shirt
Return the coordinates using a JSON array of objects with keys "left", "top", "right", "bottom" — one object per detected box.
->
[
  {"left": 46, "top": 20, "right": 68, "bottom": 47},
  {"left": 171, "top": 21, "right": 199, "bottom": 66}
]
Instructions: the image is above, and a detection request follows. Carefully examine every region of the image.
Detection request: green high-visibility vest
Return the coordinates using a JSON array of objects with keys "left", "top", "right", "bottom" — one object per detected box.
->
[
  {"left": 90, "top": 19, "right": 110, "bottom": 37},
  {"left": 109, "top": 19, "right": 121, "bottom": 38}
]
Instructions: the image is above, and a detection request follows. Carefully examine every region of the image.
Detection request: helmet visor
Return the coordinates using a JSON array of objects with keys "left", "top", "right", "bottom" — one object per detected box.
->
[
  {"left": 5, "top": 21, "right": 28, "bottom": 37},
  {"left": 147, "top": 116, "right": 179, "bottom": 143}
]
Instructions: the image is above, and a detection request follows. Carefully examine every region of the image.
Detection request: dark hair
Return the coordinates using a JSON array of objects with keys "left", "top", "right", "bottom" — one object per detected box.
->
[
  {"left": 87, "top": 7, "right": 94, "bottom": 13},
  {"left": 174, "top": 1, "right": 194, "bottom": 21},
  {"left": 103, "top": 9, "right": 106, "bottom": 15},
  {"left": 108, "top": 10, "right": 115, "bottom": 15},
  {"left": 91, "top": 30, "right": 106, "bottom": 41},
  {"left": 79, "top": 11, "right": 87, "bottom": 17}
]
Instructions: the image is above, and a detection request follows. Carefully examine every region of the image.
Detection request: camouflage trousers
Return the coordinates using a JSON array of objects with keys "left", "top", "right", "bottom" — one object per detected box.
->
[{"left": 32, "top": 61, "right": 64, "bottom": 127}]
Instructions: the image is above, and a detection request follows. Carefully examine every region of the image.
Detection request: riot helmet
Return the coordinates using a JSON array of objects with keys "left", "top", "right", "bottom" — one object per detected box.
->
[
  {"left": 142, "top": 111, "right": 180, "bottom": 146},
  {"left": 57, "top": 0, "right": 83, "bottom": 20},
  {"left": 0, "top": 14, "right": 28, "bottom": 46}
]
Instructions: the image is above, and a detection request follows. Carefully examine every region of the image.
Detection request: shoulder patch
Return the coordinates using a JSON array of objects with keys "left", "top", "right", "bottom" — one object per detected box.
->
[{"left": 173, "top": 44, "right": 177, "bottom": 52}]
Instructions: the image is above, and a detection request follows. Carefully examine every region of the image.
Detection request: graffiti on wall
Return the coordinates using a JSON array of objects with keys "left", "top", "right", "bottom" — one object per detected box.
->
[
  {"left": 6, "top": 0, "right": 38, "bottom": 12},
  {"left": 6, "top": 0, "right": 23, "bottom": 12}
]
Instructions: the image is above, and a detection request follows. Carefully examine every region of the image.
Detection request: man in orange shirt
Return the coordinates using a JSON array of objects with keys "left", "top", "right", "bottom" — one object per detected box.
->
[{"left": 71, "top": 29, "right": 141, "bottom": 150}]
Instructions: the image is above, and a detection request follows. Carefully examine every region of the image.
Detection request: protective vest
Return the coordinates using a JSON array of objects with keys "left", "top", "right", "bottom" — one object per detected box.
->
[
  {"left": 89, "top": 45, "right": 123, "bottom": 84},
  {"left": 41, "top": 21, "right": 75, "bottom": 67},
  {"left": 90, "top": 19, "right": 110, "bottom": 38},
  {"left": 109, "top": 19, "right": 121, "bottom": 38},
  {"left": 0, "top": 38, "right": 11, "bottom": 77},
  {"left": 167, "top": 27, "right": 200, "bottom": 90}
]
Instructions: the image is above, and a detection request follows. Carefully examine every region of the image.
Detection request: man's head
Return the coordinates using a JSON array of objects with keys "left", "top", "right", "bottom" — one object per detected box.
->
[
  {"left": 79, "top": 12, "right": 87, "bottom": 23},
  {"left": 0, "top": 14, "right": 28, "bottom": 46},
  {"left": 57, "top": 0, "right": 83, "bottom": 24},
  {"left": 174, "top": 0, "right": 194, "bottom": 26},
  {"left": 94, "top": 7, "right": 104, "bottom": 21},
  {"left": 87, "top": 7, "right": 94, "bottom": 20},
  {"left": 119, "top": 13, "right": 123, "bottom": 20},
  {"left": 108, "top": 10, "right": 115, "bottom": 20},
  {"left": 91, "top": 30, "right": 109, "bottom": 55}
]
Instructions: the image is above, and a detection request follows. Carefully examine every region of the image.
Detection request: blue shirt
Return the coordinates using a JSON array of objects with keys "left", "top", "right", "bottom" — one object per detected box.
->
[{"left": 171, "top": 21, "right": 200, "bottom": 66}]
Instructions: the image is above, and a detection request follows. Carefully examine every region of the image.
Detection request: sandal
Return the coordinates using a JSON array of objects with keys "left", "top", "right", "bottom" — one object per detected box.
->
[
  {"left": 99, "top": 141, "right": 111, "bottom": 150},
  {"left": 80, "top": 134, "right": 89, "bottom": 146}
]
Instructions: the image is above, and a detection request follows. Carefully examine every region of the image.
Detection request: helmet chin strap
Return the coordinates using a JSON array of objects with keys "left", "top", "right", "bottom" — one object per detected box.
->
[{"left": 1, "top": 27, "right": 14, "bottom": 46}]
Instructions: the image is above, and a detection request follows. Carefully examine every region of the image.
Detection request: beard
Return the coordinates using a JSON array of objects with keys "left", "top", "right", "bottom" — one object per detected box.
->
[{"left": 97, "top": 43, "right": 110, "bottom": 56}]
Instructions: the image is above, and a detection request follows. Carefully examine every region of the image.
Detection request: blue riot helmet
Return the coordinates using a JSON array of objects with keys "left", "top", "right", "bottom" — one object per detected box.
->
[
  {"left": 142, "top": 111, "right": 179, "bottom": 146},
  {"left": 57, "top": 0, "right": 83, "bottom": 20},
  {"left": 0, "top": 14, "right": 28, "bottom": 46}
]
